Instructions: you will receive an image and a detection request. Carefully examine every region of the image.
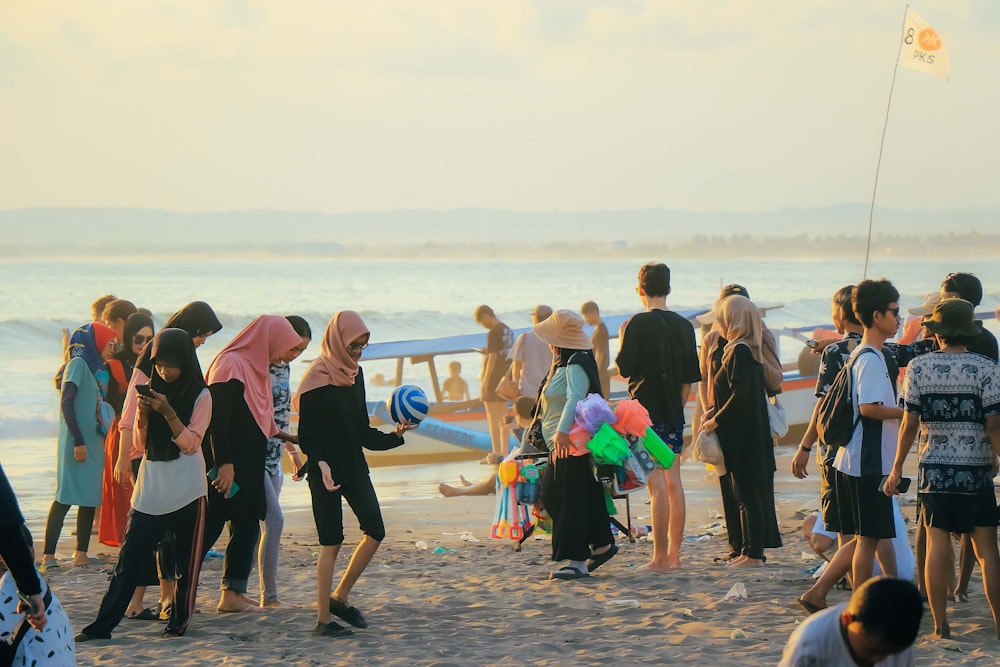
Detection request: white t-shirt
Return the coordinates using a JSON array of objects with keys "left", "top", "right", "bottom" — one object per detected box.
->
[
  {"left": 512, "top": 331, "right": 553, "bottom": 399},
  {"left": 811, "top": 496, "right": 915, "bottom": 582},
  {"left": 0, "top": 570, "right": 76, "bottom": 667},
  {"left": 834, "top": 345, "right": 899, "bottom": 477},
  {"left": 779, "top": 603, "right": 914, "bottom": 667}
]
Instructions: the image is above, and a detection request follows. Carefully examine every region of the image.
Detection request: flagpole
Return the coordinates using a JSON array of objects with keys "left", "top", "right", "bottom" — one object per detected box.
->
[{"left": 863, "top": 5, "right": 910, "bottom": 279}]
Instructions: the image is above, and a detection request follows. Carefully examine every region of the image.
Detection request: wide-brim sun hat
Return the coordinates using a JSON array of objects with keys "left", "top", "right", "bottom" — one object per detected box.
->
[
  {"left": 533, "top": 309, "right": 592, "bottom": 350},
  {"left": 922, "top": 298, "right": 981, "bottom": 338}
]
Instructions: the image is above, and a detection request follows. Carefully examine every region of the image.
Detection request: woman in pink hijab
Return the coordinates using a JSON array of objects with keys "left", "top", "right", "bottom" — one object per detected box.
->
[
  {"left": 202, "top": 315, "right": 303, "bottom": 613},
  {"left": 295, "top": 311, "right": 413, "bottom": 638}
]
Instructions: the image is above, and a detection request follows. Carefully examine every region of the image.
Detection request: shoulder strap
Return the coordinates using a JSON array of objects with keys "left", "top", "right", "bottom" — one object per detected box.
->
[{"left": 848, "top": 347, "right": 878, "bottom": 429}]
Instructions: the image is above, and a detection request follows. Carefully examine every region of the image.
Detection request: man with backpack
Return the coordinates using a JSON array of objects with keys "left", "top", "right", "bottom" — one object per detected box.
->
[{"left": 798, "top": 280, "right": 904, "bottom": 614}]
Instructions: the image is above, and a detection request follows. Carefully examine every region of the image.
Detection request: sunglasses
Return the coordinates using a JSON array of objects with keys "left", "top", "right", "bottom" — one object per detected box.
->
[
  {"left": 885, "top": 307, "right": 900, "bottom": 317},
  {"left": 133, "top": 334, "right": 153, "bottom": 346},
  {"left": 347, "top": 341, "right": 369, "bottom": 352}
]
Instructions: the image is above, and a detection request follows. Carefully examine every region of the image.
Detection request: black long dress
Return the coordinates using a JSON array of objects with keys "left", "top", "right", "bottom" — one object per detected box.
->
[{"left": 712, "top": 344, "right": 781, "bottom": 559}]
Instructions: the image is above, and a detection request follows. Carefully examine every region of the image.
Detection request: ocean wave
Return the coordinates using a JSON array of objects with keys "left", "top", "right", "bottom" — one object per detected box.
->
[{"left": 0, "top": 415, "right": 59, "bottom": 440}]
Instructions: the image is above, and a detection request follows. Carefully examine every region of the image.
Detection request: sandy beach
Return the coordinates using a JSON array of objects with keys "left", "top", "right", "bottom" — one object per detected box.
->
[{"left": 36, "top": 448, "right": 998, "bottom": 666}]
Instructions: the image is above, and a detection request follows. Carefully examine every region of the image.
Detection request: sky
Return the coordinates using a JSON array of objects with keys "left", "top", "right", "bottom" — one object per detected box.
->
[{"left": 2, "top": 1, "right": 1000, "bottom": 215}]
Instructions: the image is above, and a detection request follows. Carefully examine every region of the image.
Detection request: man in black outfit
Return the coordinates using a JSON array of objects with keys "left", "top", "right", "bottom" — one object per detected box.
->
[{"left": 616, "top": 262, "right": 701, "bottom": 572}]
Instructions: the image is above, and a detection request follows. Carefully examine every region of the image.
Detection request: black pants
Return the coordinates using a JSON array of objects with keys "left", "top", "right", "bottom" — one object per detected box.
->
[
  {"left": 730, "top": 473, "right": 781, "bottom": 559},
  {"left": 308, "top": 472, "right": 386, "bottom": 546},
  {"left": 82, "top": 497, "right": 206, "bottom": 637},
  {"left": 541, "top": 456, "right": 613, "bottom": 562},
  {"left": 719, "top": 473, "right": 743, "bottom": 553},
  {"left": 44, "top": 501, "right": 95, "bottom": 554},
  {"left": 202, "top": 493, "right": 260, "bottom": 594}
]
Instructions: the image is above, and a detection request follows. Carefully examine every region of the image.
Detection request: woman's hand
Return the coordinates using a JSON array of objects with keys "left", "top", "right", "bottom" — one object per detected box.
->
[
  {"left": 114, "top": 455, "right": 133, "bottom": 487},
  {"left": 700, "top": 418, "right": 718, "bottom": 434},
  {"left": 317, "top": 460, "right": 341, "bottom": 492},
  {"left": 73, "top": 444, "right": 87, "bottom": 462},
  {"left": 143, "top": 389, "right": 174, "bottom": 417},
  {"left": 551, "top": 431, "right": 573, "bottom": 459},
  {"left": 394, "top": 420, "right": 417, "bottom": 437},
  {"left": 212, "top": 463, "right": 236, "bottom": 498}
]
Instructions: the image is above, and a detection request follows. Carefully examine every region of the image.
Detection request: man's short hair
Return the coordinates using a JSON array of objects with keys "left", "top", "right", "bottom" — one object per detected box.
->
[
  {"left": 852, "top": 279, "right": 899, "bottom": 328},
  {"left": 514, "top": 396, "right": 536, "bottom": 420},
  {"left": 102, "top": 299, "right": 137, "bottom": 325},
  {"left": 474, "top": 305, "right": 495, "bottom": 322},
  {"left": 580, "top": 301, "right": 599, "bottom": 315},
  {"left": 285, "top": 315, "right": 312, "bottom": 339},
  {"left": 941, "top": 272, "right": 983, "bottom": 306},
  {"left": 638, "top": 262, "right": 671, "bottom": 297},
  {"left": 533, "top": 305, "right": 553, "bottom": 321},
  {"left": 848, "top": 577, "right": 922, "bottom": 653},
  {"left": 834, "top": 285, "right": 861, "bottom": 326},
  {"left": 91, "top": 294, "right": 117, "bottom": 321}
]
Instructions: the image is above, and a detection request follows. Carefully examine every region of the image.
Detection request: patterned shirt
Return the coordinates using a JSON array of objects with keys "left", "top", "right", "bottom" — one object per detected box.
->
[
  {"left": 265, "top": 362, "right": 291, "bottom": 476},
  {"left": 903, "top": 351, "right": 1000, "bottom": 495}
]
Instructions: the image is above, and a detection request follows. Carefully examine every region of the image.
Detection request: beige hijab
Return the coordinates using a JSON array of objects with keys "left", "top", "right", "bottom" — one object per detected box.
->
[
  {"left": 718, "top": 296, "right": 764, "bottom": 365},
  {"left": 294, "top": 311, "right": 369, "bottom": 406}
]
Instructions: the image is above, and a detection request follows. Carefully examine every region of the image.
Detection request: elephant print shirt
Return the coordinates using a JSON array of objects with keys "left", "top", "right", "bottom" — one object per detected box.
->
[{"left": 903, "top": 351, "right": 1000, "bottom": 495}]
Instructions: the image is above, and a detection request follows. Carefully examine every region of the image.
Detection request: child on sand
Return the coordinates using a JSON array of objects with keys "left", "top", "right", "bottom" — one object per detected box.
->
[{"left": 442, "top": 361, "right": 470, "bottom": 402}]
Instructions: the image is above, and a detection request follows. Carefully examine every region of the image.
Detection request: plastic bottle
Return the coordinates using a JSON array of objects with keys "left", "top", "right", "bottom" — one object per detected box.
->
[{"left": 415, "top": 541, "right": 428, "bottom": 550}]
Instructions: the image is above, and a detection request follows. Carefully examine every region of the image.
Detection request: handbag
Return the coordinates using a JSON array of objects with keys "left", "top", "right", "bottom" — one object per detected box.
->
[
  {"left": 766, "top": 393, "right": 788, "bottom": 439},
  {"left": 495, "top": 376, "right": 521, "bottom": 402},
  {"left": 692, "top": 429, "right": 726, "bottom": 476},
  {"left": 524, "top": 418, "right": 547, "bottom": 452}
]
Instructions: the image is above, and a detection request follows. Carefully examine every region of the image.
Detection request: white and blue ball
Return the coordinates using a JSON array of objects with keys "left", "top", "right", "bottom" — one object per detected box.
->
[{"left": 388, "top": 385, "right": 429, "bottom": 424}]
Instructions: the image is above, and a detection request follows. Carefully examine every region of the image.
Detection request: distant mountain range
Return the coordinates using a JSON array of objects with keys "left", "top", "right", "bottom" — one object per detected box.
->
[{"left": 1, "top": 205, "right": 997, "bottom": 258}]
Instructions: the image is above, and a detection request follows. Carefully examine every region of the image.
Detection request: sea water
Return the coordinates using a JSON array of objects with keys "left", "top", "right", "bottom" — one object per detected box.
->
[{"left": 2, "top": 254, "right": 998, "bottom": 524}]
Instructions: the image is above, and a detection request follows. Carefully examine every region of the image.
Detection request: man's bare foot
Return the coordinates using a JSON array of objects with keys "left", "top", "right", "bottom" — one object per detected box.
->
[
  {"left": 641, "top": 561, "right": 675, "bottom": 574},
  {"left": 798, "top": 592, "right": 826, "bottom": 614},
  {"left": 730, "top": 557, "right": 763, "bottom": 568},
  {"left": 217, "top": 591, "right": 265, "bottom": 613},
  {"left": 438, "top": 483, "right": 460, "bottom": 498},
  {"left": 727, "top": 555, "right": 748, "bottom": 567},
  {"left": 459, "top": 475, "right": 474, "bottom": 487},
  {"left": 934, "top": 624, "right": 951, "bottom": 639},
  {"left": 71, "top": 553, "right": 99, "bottom": 567},
  {"left": 261, "top": 600, "right": 284, "bottom": 608},
  {"left": 952, "top": 590, "right": 969, "bottom": 603}
]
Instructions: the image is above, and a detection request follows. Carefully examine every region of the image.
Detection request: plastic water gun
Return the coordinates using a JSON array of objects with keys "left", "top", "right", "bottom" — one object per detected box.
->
[
  {"left": 640, "top": 427, "right": 675, "bottom": 469},
  {"left": 492, "top": 460, "right": 526, "bottom": 540},
  {"left": 568, "top": 422, "right": 591, "bottom": 449},
  {"left": 575, "top": 393, "right": 617, "bottom": 435},
  {"left": 611, "top": 399, "right": 653, "bottom": 437},
  {"left": 516, "top": 463, "right": 540, "bottom": 506},
  {"left": 586, "top": 423, "right": 631, "bottom": 465}
]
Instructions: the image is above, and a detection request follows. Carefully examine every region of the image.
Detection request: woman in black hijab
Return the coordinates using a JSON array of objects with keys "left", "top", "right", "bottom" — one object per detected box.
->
[{"left": 79, "top": 329, "right": 213, "bottom": 641}]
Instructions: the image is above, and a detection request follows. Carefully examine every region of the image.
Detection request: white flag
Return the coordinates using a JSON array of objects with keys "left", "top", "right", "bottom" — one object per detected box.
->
[{"left": 898, "top": 8, "right": 949, "bottom": 79}]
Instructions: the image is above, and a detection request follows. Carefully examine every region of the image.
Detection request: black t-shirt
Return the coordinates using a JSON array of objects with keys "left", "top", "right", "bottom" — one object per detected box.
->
[
  {"left": 615, "top": 309, "right": 701, "bottom": 426},
  {"left": 483, "top": 322, "right": 514, "bottom": 386},
  {"left": 970, "top": 325, "right": 999, "bottom": 363}
]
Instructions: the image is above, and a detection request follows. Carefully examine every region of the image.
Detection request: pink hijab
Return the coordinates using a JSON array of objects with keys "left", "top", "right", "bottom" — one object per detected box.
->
[
  {"left": 206, "top": 315, "right": 301, "bottom": 438},
  {"left": 295, "top": 311, "right": 369, "bottom": 406}
]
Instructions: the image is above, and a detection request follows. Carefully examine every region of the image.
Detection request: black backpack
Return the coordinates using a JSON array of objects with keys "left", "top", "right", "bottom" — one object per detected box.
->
[{"left": 815, "top": 347, "right": 876, "bottom": 450}]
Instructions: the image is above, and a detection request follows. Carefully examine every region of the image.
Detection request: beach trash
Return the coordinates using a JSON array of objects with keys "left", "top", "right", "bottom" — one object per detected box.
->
[
  {"left": 586, "top": 423, "right": 631, "bottom": 465},
  {"left": 606, "top": 599, "right": 640, "bottom": 609},
  {"left": 415, "top": 541, "right": 428, "bottom": 550},
  {"left": 387, "top": 384, "right": 430, "bottom": 424},
  {"left": 575, "top": 393, "right": 617, "bottom": 434},
  {"left": 611, "top": 399, "right": 652, "bottom": 437},
  {"left": 723, "top": 583, "right": 749, "bottom": 602},
  {"left": 640, "top": 427, "right": 675, "bottom": 469},
  {"left": 730, "top": 629, "right": 747, "bottom": 639}
]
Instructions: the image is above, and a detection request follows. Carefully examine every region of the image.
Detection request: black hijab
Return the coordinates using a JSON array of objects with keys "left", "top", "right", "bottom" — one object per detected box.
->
[
  {"left": 552, "top": 348, "right": 604, "bottom": 398},
  {"left": 113, "top": 312, "right": 155, "bottom": 369},
  {"left": 145, "top": 328, "right": 208, "bottom": 462},
  {"left": 136, "top": 301, "right": 222, "bottom": 377}
]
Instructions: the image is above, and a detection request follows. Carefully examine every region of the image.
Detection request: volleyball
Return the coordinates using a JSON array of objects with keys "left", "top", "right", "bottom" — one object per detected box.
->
[{"left": 387, "top": 385, "right": 429, "bottom": 424}]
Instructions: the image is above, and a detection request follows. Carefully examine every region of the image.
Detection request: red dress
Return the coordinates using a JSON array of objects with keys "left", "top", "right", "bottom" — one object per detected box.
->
[{"left": 98, "top": 360, "right": 133, "bottom": 547}]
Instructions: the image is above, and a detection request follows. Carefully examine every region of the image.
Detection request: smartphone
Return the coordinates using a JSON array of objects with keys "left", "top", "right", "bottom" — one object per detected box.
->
[
  {"left": 879, "top": 475, "right": 911, "bottom": 494},
  {"left": 805, "top": 339, "right": 818, "bottom": 349},
  {"left": 17, "top": 590, "right": 39, "bottom": 615},
  {"left": 135, "top": 383, "right": 153, "bottom": 397},
  {"left": 206, "top": 467, "right": 241, "bottom": 499}
]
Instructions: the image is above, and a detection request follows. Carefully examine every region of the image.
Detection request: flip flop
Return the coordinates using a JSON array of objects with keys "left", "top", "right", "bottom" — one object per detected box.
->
[
  {"left": 329, "top": 598, "right": 368, "bottom": 628},
  {"left": 797, "top": 597, "right": 826, "bottom": 615},
  {"left": 313, "top": 621, "right": 354, "bottom": 638},
  {"left": 39, "top": 559, "right": 60, "bottom": 574},
  {"left": 587, "top": 544, "right": 619, "bottom": 572},
  {"left": 550, "top": 566, "right": 590, "bottom": 580},
  {"left": 126, "top": 607, "right": 160, "bottom": 621}
]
